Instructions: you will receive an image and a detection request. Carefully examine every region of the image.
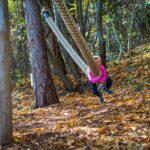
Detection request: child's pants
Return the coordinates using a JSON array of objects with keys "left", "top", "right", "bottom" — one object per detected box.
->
[
  {"left": 89, "top": 77, "right": 113, "bottom": 97},
  {"left": 105, "top": 77, "right": 113, "bottom": 89}
]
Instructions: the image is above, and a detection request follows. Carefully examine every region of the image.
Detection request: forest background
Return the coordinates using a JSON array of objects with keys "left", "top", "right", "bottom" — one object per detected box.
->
[{"left": 0, "top": 0, "right": 149, "bottom": 149}]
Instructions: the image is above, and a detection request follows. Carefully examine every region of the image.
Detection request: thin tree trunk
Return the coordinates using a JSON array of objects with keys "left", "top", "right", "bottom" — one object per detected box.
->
[
  {"left": 46, "top": 39, "right": 74, "bottom": 91},
  {"left": 127, "top": 11, "right": 134, "bottom": 52},
  {"left": 23, "top": 0, "right": 59, "bottom": 108},
  {"left": 76, "top": 0, "right": 85, "bottom": 36},
  {"left": 113, "top": 12, "right": 127, "bottom": 51},
  {"left": 16, "top": 0, "right": 19, "bottom": 17},
  {"left": 0, "top": 0, "right": 12, "bottom": 145},
  {"left": 96, "top": 0, "right": 106, "bottom": 67},
  {"left": 106, "top": 26, "right": 112, "bottom": 60},
  {"left": 45, "top": 28, "right": 67, "bottom": 75},
  {"left": 10, "top": 47, "right": 17, "bottom": 71},
  {"left": 20, "top": 0, "right": 24, "bottom": 17},
  {"left": 22, "top": 44, "right": 30, "bottom": 73},
  {"left": 84, "top": 0, "right": 90, "bottom": 38},
  {"left": 110, "top": 18, "right": 123, "bottom": 62}
]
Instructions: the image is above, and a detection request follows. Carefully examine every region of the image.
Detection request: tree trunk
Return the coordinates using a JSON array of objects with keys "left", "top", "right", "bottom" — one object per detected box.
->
[
  {"left": 110, "top": 19, "right": 124, "bottom": 62},
  {"left": 10, "top": 47, "right": 17, "bottom": 71},
  {"left": 0, "top": 0, "right": 12, "bottom": 145},
  {"left": 20, "top": 0, "right": 25, "bottom": 17},
  {"left": 106, "top": 26, "right": 113, "bottom": 60},
  {"left": 46, "top": 39, "right": 74, "bottom": 91},
  {"left": 96, "top": 0, "right": 106, "bottom": 67},
  {"left": 23, "top": 0, "right": 59, "bottom": 108},
  {"left": 76, "top": 0, "right": 85, "bottom": 37},
  {"left": 45, "top": 27, "right": 67, "bottom": 75},
  {"left": 113, "top": 14, "right": 127, "bottom": 51}
]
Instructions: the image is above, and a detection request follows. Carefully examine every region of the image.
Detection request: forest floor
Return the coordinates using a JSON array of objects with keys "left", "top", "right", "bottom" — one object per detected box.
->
[{"left": 2, "top": 44, "right": 150, "bottom": 150}]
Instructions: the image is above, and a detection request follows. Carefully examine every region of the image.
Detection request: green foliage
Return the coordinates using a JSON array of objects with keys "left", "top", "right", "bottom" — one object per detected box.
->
[
  {"left": 8, "top": 0, "right": 16, "bottom": 13},
  {"left": 11, "top": 69, "right": 23, "bottom": 84},
  {"left": 11, "top": 69, "right": 30, "bottom": 89},
  {"left": 132, "top": 81, "right": 144, "bottom": 91},
  {"left": 146, "top": 0, "right": 150, "bottom": 6},
  {"left": 9, "top": 0, "right": 28, "bottom": 83}
]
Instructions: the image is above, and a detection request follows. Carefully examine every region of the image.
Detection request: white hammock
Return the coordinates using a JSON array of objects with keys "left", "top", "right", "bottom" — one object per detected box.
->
[{"left": 45, "top": 16, "right": 88, "bottom": 76}]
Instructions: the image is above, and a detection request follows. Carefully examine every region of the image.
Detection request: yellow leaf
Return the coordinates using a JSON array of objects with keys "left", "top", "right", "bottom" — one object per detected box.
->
[
  {"left": 100, "top": 134, "right": 106, "bottom": 140},
  {"left": 13, "top": 135, "right": 26, "bottom": 142},
  {"left": 67, "top": 139, "right": 75, "bottom": 146},
  {"left": 53, "top": 123, "right": 62, "bottom": 130},
  {"left": 33, "top": 127, "right": 45, "bottom": 133},
  {"left": 54, "top": 142, "right": 66, "bottom": 148},
  {"left": 97, "top": 127, "right": 108, "bottom": 133}
]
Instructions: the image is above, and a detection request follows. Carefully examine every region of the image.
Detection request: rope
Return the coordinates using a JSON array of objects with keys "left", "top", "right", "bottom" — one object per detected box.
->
[{"left": 53, "top": 0, "right": 100, "bottom": 76}]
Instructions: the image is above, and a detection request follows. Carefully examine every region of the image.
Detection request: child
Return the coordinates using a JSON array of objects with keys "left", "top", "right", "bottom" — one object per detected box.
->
[{"left": 87, "top": 56, "right": 113, "bottom": 103}]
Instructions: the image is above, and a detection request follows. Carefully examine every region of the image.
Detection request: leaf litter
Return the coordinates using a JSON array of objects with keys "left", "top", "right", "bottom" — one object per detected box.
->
[{"left": 2, "top": 44, "right": 150, "bottom": 150}]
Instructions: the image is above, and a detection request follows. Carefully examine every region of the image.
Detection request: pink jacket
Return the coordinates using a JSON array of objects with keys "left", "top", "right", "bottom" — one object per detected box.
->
[{"left": 87, "top": 65, "right": 107, "bottom": 83}]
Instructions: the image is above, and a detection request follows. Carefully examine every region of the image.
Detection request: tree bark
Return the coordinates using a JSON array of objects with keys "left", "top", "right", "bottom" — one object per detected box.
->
[
  {"left": 23, "top": 0, "right": 59, "bottom": 107},
  {"left": 0, "top": 0, "right": 12, "bottom": 145},
  {"left": 76, "top": 0, "right": 85, "bottom": 37},
  {"left": 46, "top": 38, "right": 74, "bottom": 91},
  {"left": 96, "top": 0, "right": 106, "bottom": 67},
  {"left": 20, "top": 0, "right": 25, "bottom": 17},
  {"left": 45, "top": 25, "right": 67, "bottom": 75}
]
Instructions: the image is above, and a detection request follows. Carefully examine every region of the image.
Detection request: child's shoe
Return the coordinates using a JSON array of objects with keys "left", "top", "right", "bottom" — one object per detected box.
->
[
  {"left": 103, "top": 87, "right": 113, "bottom": 94},
  {"left": 99, "top": 96, "right": 104, "bottom": 103}
]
